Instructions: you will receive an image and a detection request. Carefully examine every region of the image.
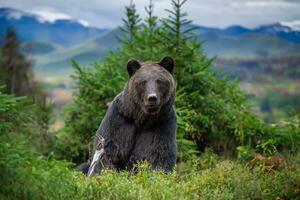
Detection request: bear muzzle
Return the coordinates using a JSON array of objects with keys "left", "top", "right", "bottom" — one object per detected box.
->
[
  {"left": 145, "top": 105, "right": 161, "bottom": 115},
  {"left": 147, "top": 93, "right": 158, "bottom": 104},
  {"left": 144, "top": 93, "right": 161, "bottom": 115}
]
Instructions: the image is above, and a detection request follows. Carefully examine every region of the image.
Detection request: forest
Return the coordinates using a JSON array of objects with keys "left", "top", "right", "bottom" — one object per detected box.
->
[{"left": 0, "top": 0, "right": 299, "bottom": 199}]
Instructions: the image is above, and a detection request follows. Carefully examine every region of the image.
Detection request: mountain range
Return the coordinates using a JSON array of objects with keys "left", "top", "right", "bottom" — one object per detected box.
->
[
  {"left": 0, "top": 7, "right": 108, "bottom": 47},
  {"left": 1, "top": 7, "right": 300, "bottom": 75}
]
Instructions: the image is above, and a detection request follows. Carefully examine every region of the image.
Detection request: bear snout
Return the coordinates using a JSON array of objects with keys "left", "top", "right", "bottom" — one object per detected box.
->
[
  {"left": 147, "top": 93, "right": 158, "bottom": 104},
  {"left": 144, "top": 93, "right": 161, "bottom": 115}
]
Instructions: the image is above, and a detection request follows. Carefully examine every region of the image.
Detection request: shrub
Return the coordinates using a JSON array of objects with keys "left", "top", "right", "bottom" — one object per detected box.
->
[
  {"left": 63, "top": 0, "right": 300, "bottom": 163},
  {"left": 0, "top": 91, "right": 298, "bottom": 199},
  {"left": 1, "top": 146, "right": 299, "bottom": 200}
]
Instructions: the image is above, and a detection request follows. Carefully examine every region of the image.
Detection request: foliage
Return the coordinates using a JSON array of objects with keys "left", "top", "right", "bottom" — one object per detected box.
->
[
  {"left": 63, "top": 0, "right": 300, "bottom": 163},
  {"left": 0, "top": 4, "right": 300, "bottom": 199},
  {"left": 119, "top": 0, "right": 142, "bottom": 42},
  {"left": 59, "top": 59, "right": 127, "bottom": 163},
  {"left": 0, "top": 88, "right": 30, "bottom": 133},
  {"left": 0, "top": 90, "right": 72, "bottom": 199},
  {"left": 259, "top": 91, "right": 300, "bottom": 120},
  {"left": 0, "top": 27, "right": 33, "bottom": 96},
  {"left": 1, "top": 2, "right": 299, "bottom": 199},
  {"left": 5, "top": 77, "right": 296, "bottom": 200},
  {"left": 0, "top": 27, "right": 54, "bottom": 155},
  {"left": 271, "top": 115, "right": 300, "bottom": 153},
  {"left": 0, "top": 93, "right": 298, "bottom": 200},
  {"left": 9, "top": 85, "right": 299, "bottom": 200},
  {"left": 1, "top": 138, "right": 299, "bottom": 200}
]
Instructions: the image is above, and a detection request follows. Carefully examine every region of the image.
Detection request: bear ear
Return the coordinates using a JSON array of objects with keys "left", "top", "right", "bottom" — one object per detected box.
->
[
  {"left": 159, "top": 56, "right": 174, "bottom": 74},
  {"left": 127, "top": 59, "right": 141, "bottom": 77}
]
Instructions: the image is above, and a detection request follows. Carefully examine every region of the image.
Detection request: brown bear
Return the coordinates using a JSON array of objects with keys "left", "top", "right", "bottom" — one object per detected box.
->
[{"left": 86, "top": 56, "right": 177, "bottom": 176}]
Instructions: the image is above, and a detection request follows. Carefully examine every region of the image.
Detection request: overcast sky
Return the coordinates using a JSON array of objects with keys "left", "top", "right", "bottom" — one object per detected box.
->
[{"left": 1, "top": 0, "right": 300, "bottom": 28}]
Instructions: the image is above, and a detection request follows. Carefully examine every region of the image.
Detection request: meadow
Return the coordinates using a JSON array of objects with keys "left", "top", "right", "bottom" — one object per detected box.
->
[{"left": 0, "top": 0, "right": 300, "bottom": 199}]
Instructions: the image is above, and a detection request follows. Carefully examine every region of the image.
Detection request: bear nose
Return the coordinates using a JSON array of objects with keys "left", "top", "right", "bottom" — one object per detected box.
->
[{"left": 147, "top": 94, "right": 157, "bottom": 104}]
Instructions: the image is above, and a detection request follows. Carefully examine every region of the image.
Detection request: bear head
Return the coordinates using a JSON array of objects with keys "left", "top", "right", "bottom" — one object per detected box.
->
[{"left": 125, "top": 56, "right": 175, "bottom": 116}]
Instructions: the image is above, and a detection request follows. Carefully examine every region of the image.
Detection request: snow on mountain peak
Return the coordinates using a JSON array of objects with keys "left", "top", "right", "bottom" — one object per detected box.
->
[
  {"left": 0, "top": 7, "right": 25, "bottom": 20},
  {"left": 30, "top": 10, "right": 72, "bottom": 23},
  {"left": 280, "top": 20, "right": 300, "bottom": 32},
  {"left": 77, "top": 19, "right": 90, "bottom": 27},
  {"left": 29, "top": 10, "right": 90, "bottom": 27},
  {"left": 0, "top": 7, "right": 91, "bottom": 27}
]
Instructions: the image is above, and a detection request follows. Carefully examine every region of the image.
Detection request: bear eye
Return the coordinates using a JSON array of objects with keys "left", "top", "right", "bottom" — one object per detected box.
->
[
  {"left": 138, "top": 80, "right": 147, "bottom": 85},
  {"left": 156, "top": 79, "right": 166, "bottom": 85}
]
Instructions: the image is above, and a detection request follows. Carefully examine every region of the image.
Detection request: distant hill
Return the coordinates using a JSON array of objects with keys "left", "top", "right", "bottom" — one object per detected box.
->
[
  {"left": 1, "top": 7, "right": 300, "bottom": 75},
  {"left": 200, "top": 32, "right": 300, "bottom": 58},
  {"left": 21, "top": 41, "right": 60, "bottom": 55},
  {"left": 33, "top": 29, "right": 121, "bottom": 74},
  {"left": 196, "top": 23, "right": 300, "bottom": 44},
  {"left": 32, "top": 29, "right": 300, "bottom": 76}
]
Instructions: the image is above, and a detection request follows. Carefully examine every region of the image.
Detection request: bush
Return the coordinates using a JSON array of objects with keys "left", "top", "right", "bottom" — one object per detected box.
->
[
  {"left": 1, "top": 2, "right": 299, "bottom": 198},
  {"left": 0, "top": 89, "right": 76, "bottom": 199},
  {"left": 1, "top": 91, "right": 299, "bottom": 199},
  {"left": 1, "top": 147, "right": 299, "bottom": 199},
  {"left": 63, "top": 0, "right": 300, "bottom": 163}
]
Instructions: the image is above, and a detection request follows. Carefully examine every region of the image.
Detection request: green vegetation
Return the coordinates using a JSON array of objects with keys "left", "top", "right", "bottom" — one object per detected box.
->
[
  {"left": 0, "top": 0, "right": 300, "bottom": 199},
  {"left": 0, "top": 27, "right": 33, "bottom": 96},
  {"left": 1, "top": 89, "right": 299, "bottom": 199},
  {"left": 64, "top": 0, "right": 300, "bottom": 163},
  {"left": 216, "top": 56, "right": 300, "bottom": 122}
]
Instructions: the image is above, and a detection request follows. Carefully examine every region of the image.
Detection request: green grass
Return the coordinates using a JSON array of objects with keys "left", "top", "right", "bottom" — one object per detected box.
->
[
  {"left": 2, "top": 149, "right": 299, "bottom": 200},
  {"left": 83, "top": 160, "right": 298, "bottom": 200}
]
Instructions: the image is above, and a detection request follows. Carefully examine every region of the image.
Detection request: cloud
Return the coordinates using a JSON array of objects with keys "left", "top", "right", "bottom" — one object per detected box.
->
[
  {"left": 230, "top": 0, "right": 296, "bottom": 8},
  {"left": 0, "top": 0, "right": 300, "bottom": 28}
]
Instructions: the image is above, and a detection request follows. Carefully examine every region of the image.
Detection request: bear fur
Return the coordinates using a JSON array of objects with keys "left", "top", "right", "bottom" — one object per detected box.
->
[{"left": 87, "top": 56, "right": 177, "bottom": 175}]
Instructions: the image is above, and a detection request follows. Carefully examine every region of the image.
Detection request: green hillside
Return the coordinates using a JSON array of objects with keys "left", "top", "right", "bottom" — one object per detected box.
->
[
  {"left": 33, "top": 29, "right": 121, "bottom": 76},
  {"left": 21, "top": 41, "right": 60, "bottom": 55},
  {"left": 1, "top": 1, "right": 300, "bottom": 199},
  {"left": 33, "top": 29, "right": 300, "bottom": 77},
  {"left": 201, "top": 32, "right": 300, "bottom": 58}
]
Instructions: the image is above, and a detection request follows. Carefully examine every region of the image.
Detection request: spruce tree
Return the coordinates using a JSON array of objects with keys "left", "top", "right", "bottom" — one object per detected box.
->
[
  {"left": 119, "top": 0, "right": 142, "bottom": 43},
  {"left": 0, "top": 27, "right": 54, "bottom": 155},
  {"left": 0, "top": 27, "right": 33, "bottom": 96},
  {"left": 65, "top": 0, "right": 292, "bottom": 162}
]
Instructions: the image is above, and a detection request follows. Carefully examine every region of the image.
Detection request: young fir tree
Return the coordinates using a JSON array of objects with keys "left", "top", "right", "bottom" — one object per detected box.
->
[
  {"left": 0, "top": 27, "right": 33, "bottom": 96},
  {"left": 64, "top": 0, "right": 298, "bottom": 163},
  {"left": 119, "top": 0, "right": 142, "bottom": 44},
  {"left": 0, "top": 27, "right": 53, "bottom": 155}
]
